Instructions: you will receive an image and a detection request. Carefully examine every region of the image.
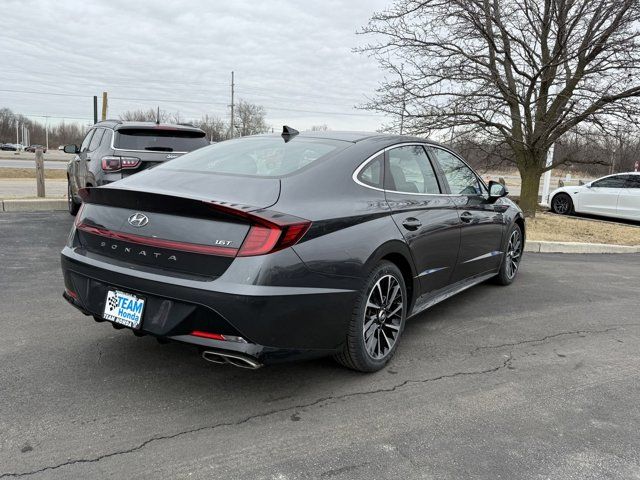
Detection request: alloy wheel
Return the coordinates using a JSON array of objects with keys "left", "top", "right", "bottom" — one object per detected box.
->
[
  {"left": 552, "top": 195, "right": 570, "bottom": 214},
  {"left": 363, "top": 274, "right": 403, "bottom": 360},
  {"left": 505, "top": 229, "right": 522, "bottom": 279}
]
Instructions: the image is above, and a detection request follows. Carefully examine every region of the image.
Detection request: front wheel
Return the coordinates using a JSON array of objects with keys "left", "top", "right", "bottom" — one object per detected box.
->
[
  {"left": 551, "top": 193, "right": 573, "bottom": 215},
  {"left": 67, "top": 179, "right": 80, "bottom": 216},
  {"left": 334, "top": 261, "right": 407, "bottom": 372},
  {"left": 494, "top": 224, "right": 523, "bottom": 286}
]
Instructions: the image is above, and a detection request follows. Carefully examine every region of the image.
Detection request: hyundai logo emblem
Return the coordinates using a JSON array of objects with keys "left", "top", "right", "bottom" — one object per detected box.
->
[{"left": 128, "top": 213, "right": 149, "bottom": 227}]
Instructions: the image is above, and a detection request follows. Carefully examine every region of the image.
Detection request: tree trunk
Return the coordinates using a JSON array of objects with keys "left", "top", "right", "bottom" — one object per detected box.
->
[{"left": 519, "top": 166, "right": 542, "bottom": 218}]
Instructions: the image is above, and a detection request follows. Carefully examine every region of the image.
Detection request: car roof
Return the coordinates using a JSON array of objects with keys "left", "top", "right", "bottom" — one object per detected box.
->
[
  {"left": 261, "top": 130, "right": 446, "bottom": 147},
  {"left": 93, "top": 120, "right": 204, "bottom": 133}
]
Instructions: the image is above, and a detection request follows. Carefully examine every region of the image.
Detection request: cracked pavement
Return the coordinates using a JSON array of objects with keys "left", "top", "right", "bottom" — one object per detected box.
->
[{"left": 1, "top": 212, "right": 639, "bottom": 479}]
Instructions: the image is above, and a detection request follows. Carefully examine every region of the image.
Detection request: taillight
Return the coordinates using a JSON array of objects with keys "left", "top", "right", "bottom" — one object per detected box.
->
[
  {"left": 101, "top": 156, "right": 140, "bottom": 172},
  {"left": 238, "top": 222, "right": 310, "bottom": 256},
  {"left": 209, "top": 202, "right": 311, "bottom": 257}
]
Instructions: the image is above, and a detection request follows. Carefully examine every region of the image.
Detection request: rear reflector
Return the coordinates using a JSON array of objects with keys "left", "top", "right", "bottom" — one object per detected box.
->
[
  {"left": 191, "top": 331, "right": 247, "bottom": 343},
  {"left": 65, "top": 288, "right": 79, "bottom": 300}
]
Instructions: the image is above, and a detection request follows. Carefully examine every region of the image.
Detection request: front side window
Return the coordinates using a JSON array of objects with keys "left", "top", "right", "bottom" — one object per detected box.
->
[
  {"left": 592, "top": 175, "right": 627, "bottom": 188},
  {"left": 386, "top": 145, "right": 440, "bottom": 194},
  {"left": 159, "top": 136, "right": 345, "bottom": 177},
  {"left": 429, "top": 147, "right": 481, "bottom": 195},
  {"left": 80, "top": 130, "right": 94, "bottom": 153},
  {"left": 357, "top": 154, "right": 383, "bottom": 188}
]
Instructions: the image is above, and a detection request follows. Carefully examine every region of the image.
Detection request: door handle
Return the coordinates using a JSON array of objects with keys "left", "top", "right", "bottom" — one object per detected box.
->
[
  {"left": 460, "top": 211, "right": 475, "bottom": 223},
  {"left": 402, "top": 217, "right": 422, "bottom": 230}
]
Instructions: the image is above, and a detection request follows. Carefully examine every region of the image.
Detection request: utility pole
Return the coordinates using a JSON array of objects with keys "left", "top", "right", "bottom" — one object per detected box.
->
[
  {"left": 45, "top": 116, "right": 49, "bottom": 151},
  {"left": 101, "top": 91, "right": 108, "bottom": 121},
  {"left": 229, "top": 71, "right": 235, "bottom": 139},
  {"left": 93, "top": 96, "right": 98, "bottom": 124}
]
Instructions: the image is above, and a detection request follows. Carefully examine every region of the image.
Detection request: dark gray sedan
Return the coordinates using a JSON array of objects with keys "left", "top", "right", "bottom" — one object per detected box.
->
[{"left": 61, "top": 128, "right": 525, "bottom": 372}]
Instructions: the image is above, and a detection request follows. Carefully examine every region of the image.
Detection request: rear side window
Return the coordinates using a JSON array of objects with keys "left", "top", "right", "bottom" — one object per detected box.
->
[
  {"left": 88, "top": 129, "right": 104, "bottom": 151},
  {"left": 386, "top": 145, "right": 440, "bottom": 194},
  {"left": 159, "top": 136, "right": 345, "bottom": 177},
  {"left": 429, "top": 147, "right": 482, "bottom": 195},
  {"left": 114, "top": 128, "right": 208, "bottom": 152},
  {"left": 101, "top": 129, "right": 113, "bottom": 148},
  {"left": 80, "top": 130, "right": 94, "bottom": 152},
  {"left": 357, "top": 154, "right": 383, "bottom": 188}
]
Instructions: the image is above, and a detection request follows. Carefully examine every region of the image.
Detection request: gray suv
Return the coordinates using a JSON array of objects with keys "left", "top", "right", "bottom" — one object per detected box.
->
[{"left": 65, "top": 120, "right": 208, "bottom": 215}]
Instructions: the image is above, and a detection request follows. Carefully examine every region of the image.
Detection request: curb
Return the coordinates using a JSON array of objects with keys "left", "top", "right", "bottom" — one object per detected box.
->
[
  {"left": 1, "top": 198, "right": 67, "bottom": 212},
  {"left": 525, "top": 240, "right": 640, "bottom": 254}
]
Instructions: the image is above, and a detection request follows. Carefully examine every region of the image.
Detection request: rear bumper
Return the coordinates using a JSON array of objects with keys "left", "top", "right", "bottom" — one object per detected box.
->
[{"left": 61, "top": 247, "right": 357, "bottom": 364}]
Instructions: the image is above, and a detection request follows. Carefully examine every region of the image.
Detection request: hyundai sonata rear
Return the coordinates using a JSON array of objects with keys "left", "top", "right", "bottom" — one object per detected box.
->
[{"left": 61, "top": 129, "right": 524, "bottom": 372}]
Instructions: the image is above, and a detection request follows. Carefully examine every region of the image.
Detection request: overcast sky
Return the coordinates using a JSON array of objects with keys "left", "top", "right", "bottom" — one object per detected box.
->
[{"left": 0, "top": 0, "right": 393, "bottom": 131}]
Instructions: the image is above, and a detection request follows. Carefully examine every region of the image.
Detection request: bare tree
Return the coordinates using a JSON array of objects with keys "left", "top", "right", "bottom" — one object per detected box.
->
[
  {"left": 119, "top": 108, "right": 169, "bottom": 122},
  {"left": 359, "top": 0, "right": 640, "bottom": 216},
  {"left": 193, "top": 114, "right": 228, "bottom": 142},
  {"left": 0, "top": 107, "right": 86, "bottom": 147},
  {"left": 234, "top": 100, "right": 269, "bottom": 137}
]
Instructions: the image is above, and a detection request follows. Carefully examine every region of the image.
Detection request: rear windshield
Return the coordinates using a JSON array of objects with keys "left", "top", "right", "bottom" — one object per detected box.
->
[
  {"left": 158, "top": 136, "right": 345, "bottom": 177},
  {"left": 114, "top": 128, "right": 208, "bottom": 152}
]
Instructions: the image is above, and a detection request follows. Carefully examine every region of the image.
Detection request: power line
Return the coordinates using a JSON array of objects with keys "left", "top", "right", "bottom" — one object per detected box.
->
[
  {"left": 0, "top": 75, "right": 369, "bottom": 106},
  {"left": 1, "top": 88, "right": 382, "bottom": 117}
]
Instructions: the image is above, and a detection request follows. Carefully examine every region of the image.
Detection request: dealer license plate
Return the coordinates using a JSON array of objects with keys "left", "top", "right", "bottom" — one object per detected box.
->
[{"left": 102, "top": 289, "right": 145, "bottom": 329}]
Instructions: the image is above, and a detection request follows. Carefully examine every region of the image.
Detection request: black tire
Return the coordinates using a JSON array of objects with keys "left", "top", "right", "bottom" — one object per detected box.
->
[
  {"left": 494, "top": 224, "right": 524, "bottom": 286},
  {"left": 68, "top": 179, "right": 80, "bottom": 216},
  {"left": 551, "top": 193, "right": 573, "bottom": 215},
  {"left": 334, "top": 260, "right": 407, "bottom": 372}
]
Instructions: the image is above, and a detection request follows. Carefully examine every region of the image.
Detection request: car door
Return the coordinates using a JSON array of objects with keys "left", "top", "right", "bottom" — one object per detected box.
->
[
  {"left": 383, "top": 144, "right": 461, "bottom": 295},
  {"left": 616, "top": 175, "right": 640, "bottom": 220},
  {"left": 576, "top": 174, "right": 626, "bottom": 216},
  {"left": 427, "top": 146, "right": 506, "bottom": 282},
  {"left": 71, "top": 129, "right": 94, "bottom": 193},
  {"left": 80, "top": 128, "right": 105, "bottom": 186}
]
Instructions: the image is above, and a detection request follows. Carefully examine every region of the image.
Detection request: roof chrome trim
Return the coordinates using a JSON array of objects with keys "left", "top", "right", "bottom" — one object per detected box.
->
[
  {"left": 352, "top": 141, "right": 489, "bottom": 197},
  {"left": 352, "top": 142, "right": 455, "bottom": 197}
]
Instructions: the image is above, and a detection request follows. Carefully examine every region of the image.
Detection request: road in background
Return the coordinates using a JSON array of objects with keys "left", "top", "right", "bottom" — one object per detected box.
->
[
  {"left": 0, "top": 159, "right": 67, "bottom": 170},
  {"left": 0, "top": 151, "right": 71, "bottom": 162},
  {"left": 1, "top": 212, "right": 639, "bottom": 479}
]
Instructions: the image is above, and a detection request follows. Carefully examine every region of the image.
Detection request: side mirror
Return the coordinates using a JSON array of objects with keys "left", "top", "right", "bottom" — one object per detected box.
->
[
  {"left": 488, "top": 180, "right": 508, "bottom": 202},
  {"left": 63, "top": 144, "right": 79, "bottom": 154},
  {"left": 585, "top": 183, "right": 592, "bottom": 188}
]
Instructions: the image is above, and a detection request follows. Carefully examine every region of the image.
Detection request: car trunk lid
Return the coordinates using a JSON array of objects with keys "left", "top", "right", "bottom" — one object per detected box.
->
[{"left": 73, "top": 174, "right": 285, "bottom": 279}]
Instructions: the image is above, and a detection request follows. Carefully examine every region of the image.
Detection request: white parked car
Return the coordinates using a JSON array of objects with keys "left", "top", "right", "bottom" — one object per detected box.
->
[{"left": 549, "top": 172, "right": 640, "bottom": 221}]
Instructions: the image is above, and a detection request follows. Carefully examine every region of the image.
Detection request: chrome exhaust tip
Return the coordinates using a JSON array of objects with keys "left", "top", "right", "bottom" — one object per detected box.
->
[{"left": 201, "top": 350, "right": 262, "bottom": 369}]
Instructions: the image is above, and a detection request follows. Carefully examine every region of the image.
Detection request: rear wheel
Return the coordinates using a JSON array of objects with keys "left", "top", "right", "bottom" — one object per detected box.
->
[
  {"left": 334, "top": 261, "right": 407, "bottom": 372},
  {"left": 67, "top": 179, "right": 80, "bottom": 216},
  {"left": 494, "top": 224, "right": 523, "bottom": 286},
  {"left": 551, "top": 193, "right": 573, "bottom": 215}
]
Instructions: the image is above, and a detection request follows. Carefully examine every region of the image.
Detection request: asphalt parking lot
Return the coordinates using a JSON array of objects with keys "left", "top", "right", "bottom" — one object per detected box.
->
[{"left": 1, "top": 212, "right": 639, "bottom": 479}]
